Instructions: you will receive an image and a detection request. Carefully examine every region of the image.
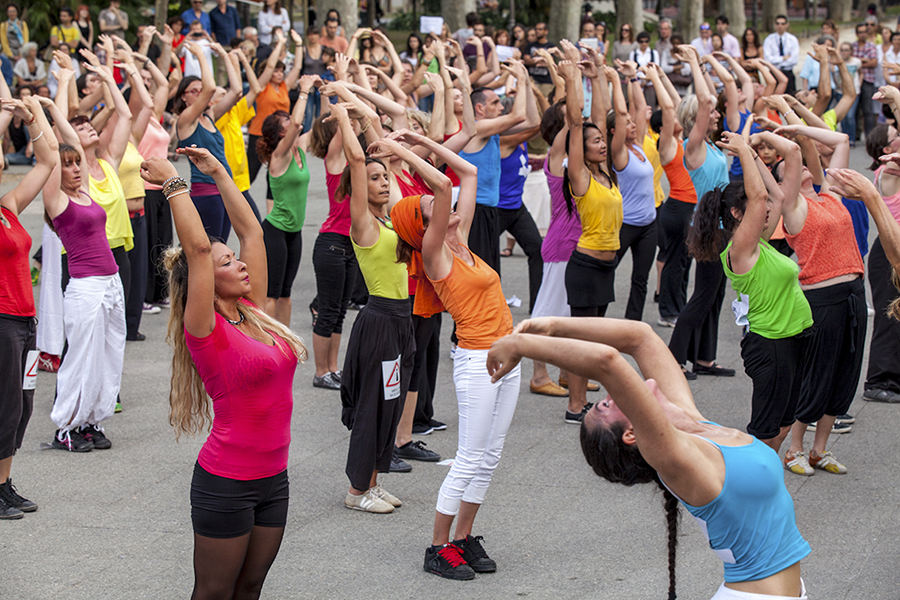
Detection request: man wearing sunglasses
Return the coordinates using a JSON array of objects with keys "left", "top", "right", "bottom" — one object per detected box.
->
[{"left": 690, "top": 22, "right": 714, "bottom": 57}]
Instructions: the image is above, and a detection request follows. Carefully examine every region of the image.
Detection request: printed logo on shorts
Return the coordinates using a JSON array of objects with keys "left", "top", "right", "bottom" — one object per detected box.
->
[
  {"left": 23, "top": 350, "right": 38, "bottom": 390},
  {"left": 382, "top": 354, "right": 401, "bottom": 400}
]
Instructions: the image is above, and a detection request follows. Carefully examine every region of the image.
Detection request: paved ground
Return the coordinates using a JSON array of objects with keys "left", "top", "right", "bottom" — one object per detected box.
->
[{"left": 2, "top": 141, "right": 899, "bottom": 600}]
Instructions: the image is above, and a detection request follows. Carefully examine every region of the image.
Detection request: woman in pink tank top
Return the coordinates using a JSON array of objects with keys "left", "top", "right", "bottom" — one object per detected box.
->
[{"left": 141, "top": 148, "right": 306, "bottom": 599}]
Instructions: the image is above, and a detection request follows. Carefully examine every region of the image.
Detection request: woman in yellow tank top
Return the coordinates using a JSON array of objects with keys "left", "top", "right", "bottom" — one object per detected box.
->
[{"left": 559, "top": 57, "right": 626, "bottom": 424}]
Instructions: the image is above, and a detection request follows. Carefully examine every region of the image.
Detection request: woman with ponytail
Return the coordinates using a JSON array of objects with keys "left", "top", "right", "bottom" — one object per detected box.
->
[
  {"left": 560, "top": 58, "right": 624, "bottom": 424},
  {"left": 256, "top": 74, "right": 317, "bottom": 326},
  {"left": 693, "top": 131, "right": 812, "bottom": 454},
  {"left": 663, "top": 44, "right": 734, "bottom": 379},
  {"left": 388, "top": 126, "right": 518, "bottom": 580},
  {"left": 486, "top": 316, "right": 811, "bottom": 600},
  {"left": 143, "top": 147, "right": 306, "bottom": 599}
]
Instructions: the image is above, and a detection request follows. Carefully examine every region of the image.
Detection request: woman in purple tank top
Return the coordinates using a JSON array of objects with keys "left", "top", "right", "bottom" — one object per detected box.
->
[{"left": 40, "top": 87, "right": 127, "bottom": 454}]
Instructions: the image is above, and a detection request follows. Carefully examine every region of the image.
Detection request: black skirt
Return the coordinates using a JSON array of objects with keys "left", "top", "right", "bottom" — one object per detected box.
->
[{"left": 565, "top": 249, "right": 618, "bottom": 308}]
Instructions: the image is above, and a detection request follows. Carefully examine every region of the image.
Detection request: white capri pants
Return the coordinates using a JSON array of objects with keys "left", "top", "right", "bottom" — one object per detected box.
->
[
  {"left": 51, "top": 274, "right": 126, "bottom": 433},
  {"left": 436, "top": 347, "right": 522, "bottom": 516},
  {"left": 531, "top": 261, "right": 571, "bottom": 320},
  {"left": 710, "top": 580, "right": 807, "bottom": 600}
]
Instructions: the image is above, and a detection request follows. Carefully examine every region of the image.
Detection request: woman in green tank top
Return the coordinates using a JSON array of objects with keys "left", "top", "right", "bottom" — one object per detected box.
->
[
  {"left": 256, "top": 75, "right": 316, "bottom": 326},
  {"left": 688, "top": 131, "right": 812, "bottom": 454}
]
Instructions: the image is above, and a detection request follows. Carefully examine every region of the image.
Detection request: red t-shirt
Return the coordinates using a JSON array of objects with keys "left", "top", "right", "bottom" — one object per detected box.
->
[
  {"left": 185, "top": 301, "right": 298, "bottom": 480},
  {"left": 0, "top": 207, "right": 35, "bottom": 317}
]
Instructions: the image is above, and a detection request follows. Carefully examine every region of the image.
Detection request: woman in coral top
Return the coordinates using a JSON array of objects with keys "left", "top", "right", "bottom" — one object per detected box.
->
[
  {"left": 141, "top": 147, "right": 306, "bottom": 598},
  {"left": 391, "top": 130, "right": 519, "bottom": 581}
]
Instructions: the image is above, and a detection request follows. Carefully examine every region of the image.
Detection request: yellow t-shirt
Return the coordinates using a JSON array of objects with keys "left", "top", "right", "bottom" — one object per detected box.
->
[
  {"left": 216, "top": 98, "right": 255, "bottom": 193},
  {"left": 572, "top": 175, "right": 624, "bottom": 252},
  {"left": 51, "top": 25, "right": 81, "bottom": 52},
  {"left": 90, "top": 158, "right": 134, "bottom": 251},
  {"left": 822, "top": 109, "right": 838, "bottom": 132},
  {"left": 643, "top": 131, "right": 665, "bottom": 208}
]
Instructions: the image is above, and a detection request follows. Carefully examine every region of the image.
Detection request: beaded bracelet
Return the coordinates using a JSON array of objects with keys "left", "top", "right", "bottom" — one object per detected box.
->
[
  {"left": 163, "top": 177, "right": 188, "bottom": 197},
  {"left": 162, "top": 175, "right": 180, "bottom": 189}
]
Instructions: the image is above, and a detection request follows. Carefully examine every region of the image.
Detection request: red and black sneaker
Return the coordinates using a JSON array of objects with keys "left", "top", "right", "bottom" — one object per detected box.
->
[
  {"left": 423, "top": 542, "right": 476, "bottom": 580},
  {"left": 81, "top": 425, "right": 112, "bottom": 450},
  {"left": 38, "top": 352, "right": 60, "bottom": 373},
  {"left": 455, "top": 535, "right": 497, "bottom": 573}
]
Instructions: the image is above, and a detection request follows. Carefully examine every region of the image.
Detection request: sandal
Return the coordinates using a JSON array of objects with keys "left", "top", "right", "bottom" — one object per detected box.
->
[
  {"left": 309, "top": 302, "right": 318, "bottom": 328},
  {"left": 500, "top": 248, "right": 513, "bottom": 257}
]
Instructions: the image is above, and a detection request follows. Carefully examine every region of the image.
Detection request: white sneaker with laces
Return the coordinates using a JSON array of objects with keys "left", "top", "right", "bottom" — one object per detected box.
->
[
  {"left": 142, "top": 302, "right": 161, "bottom": 314},
  {"left": 809, "top": 450, "right": 848, "bottom": 474},
  {"left": 784, "top": 451, "right": 814, "bottom": 476},
  {"left": 370, "top": 484, "right": 401, "bottom": 507},
  {"left": 344, "top": 490, "right": 394, "bottom": 513}
]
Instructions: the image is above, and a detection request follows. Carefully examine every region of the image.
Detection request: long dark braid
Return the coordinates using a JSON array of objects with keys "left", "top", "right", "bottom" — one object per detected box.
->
[{"left": 581, "top": 421, "right": 680, "bottom": 598}]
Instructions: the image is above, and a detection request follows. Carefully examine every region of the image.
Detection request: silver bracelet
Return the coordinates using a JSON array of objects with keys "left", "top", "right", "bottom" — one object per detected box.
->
[{"left": 31, "top": 130, "right": 43, "bottom": 143}]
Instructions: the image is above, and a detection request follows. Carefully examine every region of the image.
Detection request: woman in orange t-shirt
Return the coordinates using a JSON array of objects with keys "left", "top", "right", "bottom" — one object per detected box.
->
[
  {"left": 246, "top": 30, "right": 302, "bottom": 204},
  {"left": 390, "top": 129, "right": 520, "bottom": 581}
]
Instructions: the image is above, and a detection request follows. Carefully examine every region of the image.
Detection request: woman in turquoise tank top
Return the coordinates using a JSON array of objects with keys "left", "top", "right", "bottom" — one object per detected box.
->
[
  {"left": 487, "top": 317, "right": 810, "bottom": 600},
  {"left": 255, "top": 74, "right": 316, "bottom": 326},
  {"left": 689, "top": 131, "right": 812, "bottom": 454}
]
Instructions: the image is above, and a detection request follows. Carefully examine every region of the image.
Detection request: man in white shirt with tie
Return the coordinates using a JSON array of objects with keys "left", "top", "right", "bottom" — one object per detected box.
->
[{"left": 763, "top": 14, "right": 800, "bottom": 93}]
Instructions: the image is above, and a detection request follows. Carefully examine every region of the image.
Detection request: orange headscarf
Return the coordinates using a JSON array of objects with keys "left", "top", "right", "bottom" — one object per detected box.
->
[{"left": 391, "top": 195, "right": 444, "bottom": 318}]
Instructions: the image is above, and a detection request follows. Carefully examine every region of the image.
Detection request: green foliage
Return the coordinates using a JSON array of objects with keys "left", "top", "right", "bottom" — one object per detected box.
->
[{"left": 21, "top": 0, "right": 157, "bottom": 48}]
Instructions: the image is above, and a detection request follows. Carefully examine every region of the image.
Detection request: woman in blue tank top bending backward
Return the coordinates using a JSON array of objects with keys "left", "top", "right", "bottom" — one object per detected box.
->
[{"left": 487, "top": 315, "right": 811, "bottom": 600}]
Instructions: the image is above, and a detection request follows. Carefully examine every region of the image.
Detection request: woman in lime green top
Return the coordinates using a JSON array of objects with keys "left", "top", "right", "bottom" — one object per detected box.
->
[
  {"left": 327, "top": 103, "right": 416, "bottom": 514},
  {"left": 255, "top": 74, "right": 317, "bottom": 326},
  {"left": 688, "top": 131, "right": 812, "bottom": 453}
]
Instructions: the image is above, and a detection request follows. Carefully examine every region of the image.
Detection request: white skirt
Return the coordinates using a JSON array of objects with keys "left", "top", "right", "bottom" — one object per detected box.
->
[
  {"left": 531, "top": 261, "right": 570, "bottom": 320},
  {"left": 710, "top": 580, "right": 807, "bottom": 600},
  {"left": 36, "top": 225, "right": 65, "bottom": 356},
  {"left": 51, "top": 274, "right": 125, "bottom": 432},
  {"left": 521, "top": 169, "right": 551, "bottom": 233}
]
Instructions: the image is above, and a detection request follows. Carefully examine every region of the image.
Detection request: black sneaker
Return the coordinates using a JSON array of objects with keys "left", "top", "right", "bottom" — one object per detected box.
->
[
  {"left": 424, "top": 543, "right": 476, "bottom": 580},
  {"left": 0, "top": 495, "right": 23, "bottom": 520},
  {"left": 429, "top": 419, "right": 447, "bottom": 431},
  {"left": 51, "top": 429, "right": 94, "bottom": 452},
  {"left": 395, "top": 440, "right": 441, "bottom": 462},
  {"left": 835, "top": 413, "right": 855, "bottom": 425},
  {"left": 0, "top": 478, "right": 37, "bottom": 512},
  {"left": 81, "top": 425, "right": 112, "bottom": 450},
  {"left": 564, "top": 403, "right": 594, "bottom": 424},
  {"left": 312, "top": 372, "right": 341, "bottom": 390},
  {"left": 412, "top": 422, "right": 434, "bottom": 435},
  {"left": 389, "top": 453, "right": 412, "bottom": 473},
  {"left": 455, "top": 535, "right": 497, "bottom": 573}
]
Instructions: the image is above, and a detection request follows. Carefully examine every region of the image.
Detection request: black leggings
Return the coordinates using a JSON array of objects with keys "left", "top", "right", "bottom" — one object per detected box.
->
[
  {"left": 262, "top": 221, "right": 302, "bottom": 299},
  {"left": 865, "top": 237, "right": 900, "bottom": 393},
  {"left": 409, "top": 296, "right": 442, "bottom": 428},
  {"left": 668, "top": 253, "right": 726, "bottom": 367},
  {"left": 616, "top": 220, "right": 658, "bottom": 321},
  {"left": 311, "top": 232, "right": 357, "bottom": 337},
  {"left": 497, "top": 205, "right": 544, "bottom": 312},
  {"left": 144, "top": 189, "right": 173, "bottom": 304},
  {"left": 657, "top": 198, "right": 694, "bottom": 319}
]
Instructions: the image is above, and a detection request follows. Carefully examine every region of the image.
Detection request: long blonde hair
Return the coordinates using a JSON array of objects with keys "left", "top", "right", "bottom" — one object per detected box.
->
[{"left": 163, "top": 245, "right": 307, "bottom": 439}]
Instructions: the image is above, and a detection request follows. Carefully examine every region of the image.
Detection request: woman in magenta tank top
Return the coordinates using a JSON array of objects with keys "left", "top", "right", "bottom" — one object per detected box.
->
[
  {"left": 0, "top": 94, "right": 58, "bottom": 518},
  {"left": 40, "top": 80, "right": 130, "bottom": 454},
  {"left": 141, "top": 148, "right": 307, "bottom": 598}
]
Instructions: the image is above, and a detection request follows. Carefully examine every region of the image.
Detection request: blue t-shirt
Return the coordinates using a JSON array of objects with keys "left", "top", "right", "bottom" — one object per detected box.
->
[
  {"left": 498, "top": 143, "right": 529, "bottom": 210},
  {"left": 726, "top": 110, "right": 763, "bottom": 179},
  {"left": 662, "top": 428, "right": 811, "bottom": 582}
]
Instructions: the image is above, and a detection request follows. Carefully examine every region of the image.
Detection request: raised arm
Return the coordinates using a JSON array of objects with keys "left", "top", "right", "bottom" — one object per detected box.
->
[
  {"left": 176, "top": 41, "right": 216, "bottom": 135},
  {"left": 608, "top": 63, "right": 630, "bottom": 172},
  {"left": 270, "top": 75, "right": 314, "bottom": 170},
  {"left": 752, "top": 131, "right": 805, "bottom": 238},
  {"left": 830, "top": 47, "right": 857, "bottom": 123},
  {"left": 236, "top": 49, "right": 261, "bottom": 107},
  {"left": 705, "top": 54, "right": 740, "bottom": 132},
  {"left": 211, "top": 43, "right": 242, "bottom": 120},
  {"left": 347, "top": 76, "right": 408, "bottom": 130},
  {"left": 136, "top": 50, "right": 170, "bottom": 122},
  {"left": 680, "top": 45, "right": 712, "bottom": 170},
  {"left": 139, "top": 157, "right": 215, "bottom": 337},
  {"left": 0, "top": 96, "right": 59, "bottom": 214},
  {"left": 716, "top": 51, "right": 755, "bottom": 111},
  {"left": 619, "top": 60, "right": 648, "bottom": 143},
  {"left": 810, "top": 43, "right": 832, "bottom": 117},
  {"left": 257, "top": 32, "right": 287, "bottom": 89},
  {"left": 284, "top": 30, "right": 304, "bottom": 91},
  {"left": 330, "top": 103, "right": 377, "bottom": 249},
  {"left": 424, "top": 72, "right": 445, "bottom": 143},
  {"left": 91, "top": 62, "right": 133, "bottom": 169},
  {"left": 155, "top": 24, "right": 175, "bottom": 73},
  {"left": 474, "top": 60, "right": 528, "bottom": 137},
  {"left": 562, "top": 60, "right": 590, "bottom": 196},
  {"left": 475, "top": 35, "right": 501, "bottom": 87},
  {"left": 718, "top": 132, "right": 770, "bottom": 275},
  {"left": 646, "top": 64, "right": 677, "bottom": 165},
  {"left": 830, "top": 167, "right": 900, "bottom": 271}
]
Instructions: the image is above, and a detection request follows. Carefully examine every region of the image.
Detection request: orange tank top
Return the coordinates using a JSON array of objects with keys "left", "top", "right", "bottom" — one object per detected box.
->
[
  {"left": 248, "top": 82, "right": 289, "bottom": 136},
  {"left": 429, "top": 247, "right": 513, "bottom": 350},
  {"left": 662, "top": 143, "right": 698, "bottom": 204}
]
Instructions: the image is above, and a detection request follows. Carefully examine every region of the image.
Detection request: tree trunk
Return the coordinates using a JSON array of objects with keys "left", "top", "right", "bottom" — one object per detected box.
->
[
  {"left": 154, "top": 0, "right": 168, "bottom": 32},
  {"left": 762, "top": 0, "right": 787, "bottom": 33},
  {"left": 549, "top": 0, "right": 581, "bottom": 44},
  {"left": 617, "top": 0, "right": 644, "bottom": 38},
  {"left": 441, "top": 0, "right": 476, "bottom": 33},
  {"left": 677, "top": 0, "right": 703, "bottom": 44},
  {"left": 320, "top": 0, "right": 360, "bottom": 37},
  {"left": 720, "top": 0, "right": 746, "bottom": 39},
  {"left": 828, "top": 0, "right": 853, "bottom": 22}
]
